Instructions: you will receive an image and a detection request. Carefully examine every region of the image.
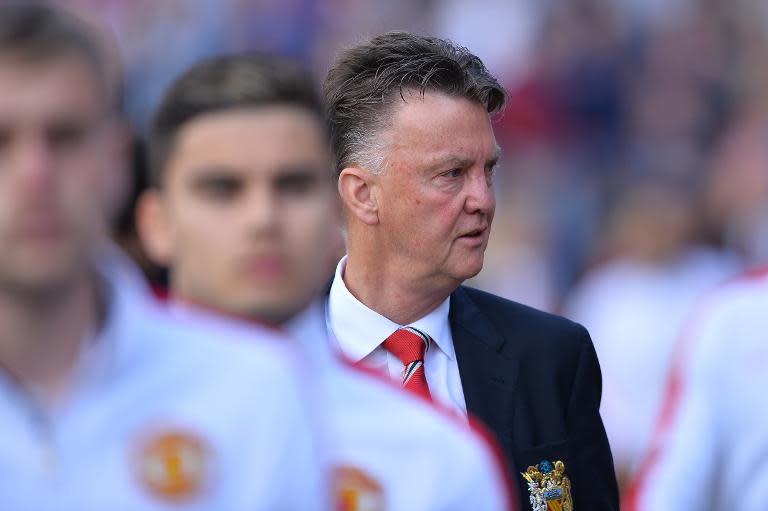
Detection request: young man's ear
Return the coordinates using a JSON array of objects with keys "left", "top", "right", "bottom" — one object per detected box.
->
[
  {"left": 337, "top": 167, "right": 379, "bottom": 226},
  {"left": 135, "top": 189, "right": 174, "bottom": 266}
]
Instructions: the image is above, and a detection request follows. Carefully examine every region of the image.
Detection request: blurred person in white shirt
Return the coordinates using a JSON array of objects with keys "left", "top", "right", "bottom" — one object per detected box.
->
[
  {"left": 0, "top": 4, "right": 326, "bottom": 509},
  {"left": 626, "top": 268, "right": 768, "bottom": 510},
  {"left": 563, "top": 176, "right": 737, "bottom": 491}
]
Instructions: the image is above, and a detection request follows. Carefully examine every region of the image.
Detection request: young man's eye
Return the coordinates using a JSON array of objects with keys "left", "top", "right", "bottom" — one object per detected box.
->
[
  {"left": 275, "top": 172, "right": 319, "bottom": 196},
  {"left": 196, "top": 178, "right": 241, "bottom": 199}
]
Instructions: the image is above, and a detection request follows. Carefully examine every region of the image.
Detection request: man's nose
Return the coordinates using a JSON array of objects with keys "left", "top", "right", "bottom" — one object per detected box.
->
[
  {"left": 464, "top": 167, "right": 495, "bottom": 215},
  {"left": 245, "top": 186, "right": 279, "bottom": 235},
  {"left": 13, "top": 136, "right": 56, "bottom": 194}
]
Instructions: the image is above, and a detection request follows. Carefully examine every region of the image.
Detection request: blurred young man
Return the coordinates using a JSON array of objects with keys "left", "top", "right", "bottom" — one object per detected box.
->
[
  {"left": 138, "top": 53, "right": 515, "bottom": 511},
  {"left": 0, "top": 5, "right": 325, "bottom": 509}
]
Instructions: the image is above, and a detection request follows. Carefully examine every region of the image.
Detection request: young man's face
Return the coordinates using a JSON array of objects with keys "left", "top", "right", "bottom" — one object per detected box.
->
[
  {"left": 0, "top": 53, "right": 117, "bottom": 295},
  {"left": 140, "top": 106, "right": 341, "bottom": 324},
  {"left": 370, "top": 91, "right": 498, "bottom": 289}
]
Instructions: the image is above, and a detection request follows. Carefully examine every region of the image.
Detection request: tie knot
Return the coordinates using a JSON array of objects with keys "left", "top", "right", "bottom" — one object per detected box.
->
[{"left": 382, "top": 327, "right": 431, "bottom": 365}]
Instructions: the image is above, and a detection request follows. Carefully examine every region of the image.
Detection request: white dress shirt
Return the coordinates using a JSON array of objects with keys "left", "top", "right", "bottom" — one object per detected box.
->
[
  {"left": 286, "top": 301, "right": 512, "bottom": 511},
  {"left": 327, "top": 256, "right": 468, "bottom": 416}
]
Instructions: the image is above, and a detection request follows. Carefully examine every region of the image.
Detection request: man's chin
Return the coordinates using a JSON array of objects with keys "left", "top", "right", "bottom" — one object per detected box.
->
[
  {"left": 0, "top": 264, "right": 85, "bottom": 300},
  {"left": 452, "top": 254, "right": 486, "bottom": 281},
  {"left": 230, "top": 295, "right": 310, "bottom": 326}
]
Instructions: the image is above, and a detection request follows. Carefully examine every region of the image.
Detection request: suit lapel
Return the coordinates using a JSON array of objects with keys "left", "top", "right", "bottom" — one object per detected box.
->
[{"left": 450, "top": 287, "right": 518, "bottom": 451}]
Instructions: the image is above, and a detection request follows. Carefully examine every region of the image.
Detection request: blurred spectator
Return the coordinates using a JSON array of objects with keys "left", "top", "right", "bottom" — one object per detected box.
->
[
  {"left": 563, "top": 175, "right": 738, "bottom": 490},
  {"left": 626, "top": 268, "right": 768, "bottom": 509},
  {"left": 705, "top": 104, "right": 768, "bottom": 265},
  {"left": 432, "top": 0, "right": 544, "bottom": 84}
]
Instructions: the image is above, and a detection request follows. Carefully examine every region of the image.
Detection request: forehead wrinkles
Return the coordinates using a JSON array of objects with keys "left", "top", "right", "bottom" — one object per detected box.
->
[{"left": 387, "top": 93, "right": 495, "bottom": 163}]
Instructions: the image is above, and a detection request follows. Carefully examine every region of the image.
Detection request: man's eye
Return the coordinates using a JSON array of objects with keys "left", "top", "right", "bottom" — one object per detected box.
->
[
  {"left": 442, "top": 168, "right": 462, "bottom": 178},
  {"left": 198, "top": 179, "right": 241, "bottom": 199},
  {"left": 276, "top": 173, "right": 318, "bottom": 196},
  {"left": 47, "top": 122, "right": 88, "bottom": 149}
]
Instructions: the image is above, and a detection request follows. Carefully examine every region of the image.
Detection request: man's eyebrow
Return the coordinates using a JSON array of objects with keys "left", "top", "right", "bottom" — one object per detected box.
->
[
  {"left": 430, "top": 146, "right": 503, "bottom": 170},
  {"left": 189, "top": 166, "right": 241, "bottom": 178},
  {"left": 487, "top": 145, "right": 502, "bottom": 166},
  {"left": 433, "top": 156, "right": 474, "bottom": 169},
  {"left": 186, "top": 166, "right": 245, "bottom": 185}
]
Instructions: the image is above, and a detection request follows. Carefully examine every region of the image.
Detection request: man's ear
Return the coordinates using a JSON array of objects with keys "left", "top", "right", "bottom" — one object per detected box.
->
[
  {"left": 337, "top": 167, "right": 379, "bottom": 225},
  {"left": 135, "top": 189, "right": 174, "bottom": 266}
]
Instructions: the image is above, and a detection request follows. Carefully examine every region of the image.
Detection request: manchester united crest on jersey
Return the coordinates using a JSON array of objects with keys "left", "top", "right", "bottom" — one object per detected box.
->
[
  {"left": 135, "top": 429, "right": 211, "bottom": 502},
  {"left": 334, "top": 465, "right": 385, "bottom": 511},
  {"left": 522, "top": 460, "right": 573, "bottom": 511}
]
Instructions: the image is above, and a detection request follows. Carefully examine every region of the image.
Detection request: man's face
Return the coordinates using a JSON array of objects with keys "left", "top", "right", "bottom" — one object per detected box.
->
[
  {"left": 0, "top": 54, "right": 115, "bottom": 294},
  {"left": 371, "top": 91, "right": 498, "bottom": 288},
  {"left": 143, "top": 107, "right": 341, "bottom": 324}
]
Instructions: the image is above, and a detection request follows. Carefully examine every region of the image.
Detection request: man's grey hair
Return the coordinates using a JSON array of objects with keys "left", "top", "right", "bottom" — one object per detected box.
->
[{"left": 323, "top": 31, "right": 507, "bottom": 177}]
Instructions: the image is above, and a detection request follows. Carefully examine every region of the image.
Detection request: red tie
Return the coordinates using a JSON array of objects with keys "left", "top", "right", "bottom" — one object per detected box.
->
[{"left": 382, "top": 327, "right": 432, "bottom": 400}]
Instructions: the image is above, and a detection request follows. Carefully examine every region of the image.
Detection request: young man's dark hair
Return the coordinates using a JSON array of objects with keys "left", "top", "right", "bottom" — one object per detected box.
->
[
  {"left": 323, "top": 31, "right": 507, "bottom": 177},
  {"left": 148, "top": 54, "right": 323, "bottom": 188}
]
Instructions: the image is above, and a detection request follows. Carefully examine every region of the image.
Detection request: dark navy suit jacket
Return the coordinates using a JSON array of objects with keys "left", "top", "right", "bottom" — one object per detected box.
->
[{"left": 450, "top": 285, "right": 619, "bottom": 510}]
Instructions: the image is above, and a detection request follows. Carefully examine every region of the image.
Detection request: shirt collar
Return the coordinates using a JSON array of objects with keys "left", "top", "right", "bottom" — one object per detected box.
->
[
  {"left": 328, "top": 256, "right": 454, "bottom": 362},
  {"left": 54, "top": 252, "right": 151, "bottom": 401}
]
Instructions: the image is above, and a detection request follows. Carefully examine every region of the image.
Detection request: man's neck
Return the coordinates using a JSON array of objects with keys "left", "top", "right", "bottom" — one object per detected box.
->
[
  {"left": 169, "top": 280, "right": 302, "bottom": 332},
  {"left": 343, "top": 254, "right": 456, "bottom": 325},
  {"left": 0, "top": 272, "right": 100, "bottom": 402}
]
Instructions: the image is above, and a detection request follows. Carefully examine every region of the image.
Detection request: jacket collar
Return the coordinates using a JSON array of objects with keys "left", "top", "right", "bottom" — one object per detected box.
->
[{"left": 449, "top": 286, "right": 518, "bottom": 455}]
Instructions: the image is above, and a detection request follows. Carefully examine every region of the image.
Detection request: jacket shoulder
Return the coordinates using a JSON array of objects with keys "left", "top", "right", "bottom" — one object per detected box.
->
[{"left": 456, "top": 285, "right": 589, "bottom": 348}]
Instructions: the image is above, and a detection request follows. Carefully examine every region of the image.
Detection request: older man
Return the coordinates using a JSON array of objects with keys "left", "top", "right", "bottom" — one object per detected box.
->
[{"left": 323, "top": 31, "right": 619, "bottom": 509}]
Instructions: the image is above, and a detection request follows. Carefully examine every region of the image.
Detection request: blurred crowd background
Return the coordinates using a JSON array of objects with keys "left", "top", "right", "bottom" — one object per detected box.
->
[{"left": 51, "top": 0, "right": 768, "bottom": 499}]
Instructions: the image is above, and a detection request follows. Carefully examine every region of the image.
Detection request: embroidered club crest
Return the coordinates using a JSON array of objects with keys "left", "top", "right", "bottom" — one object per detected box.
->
[
  {"left": 136, "top": 429, "right": 210, "bottom": 502},
  {"left": 333, "top": 465, "right": 385, "bottom": 511},
  {"left": 521, "top": 460, "right": 573, "bottom": 511}
]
